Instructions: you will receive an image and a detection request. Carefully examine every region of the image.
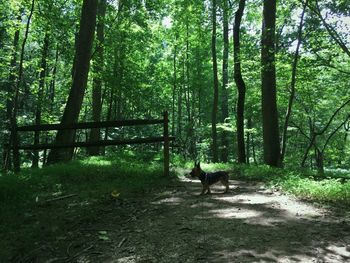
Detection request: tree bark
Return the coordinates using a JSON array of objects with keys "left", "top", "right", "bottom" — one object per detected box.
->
[
  {"left": 261, "top": 0, "right": 281, "bottom": 167},
  {"left": 211, "top": 0, "right": 219, "bottom": 162},
  {"left": 172, "top": 42, "right": 177, "bottom": 137},
  {"left": 3, "top": 14, "right": 21, "bottom": 170},
  {"left": 43, "top": 46, "right": 59, "bottom": 164},
  {"left": 246, "top": 116, "right": 252, "bottom": 164},
  {"left": 234, "top": 0, "right": 247, "bottom": 164},
  {"left": 280, "top": 0, "right": 307, "bottom": 165},
  {"left": 32, "top": 33, "right": 49, "bottom": 168},
  {"left": 88, "top": 0, "right": 106, "bottom": 156},
  {"left": 220, "top": 0, "right": 229, "bottom": 163},
  {"left": 11, "top": 0, "right": 35, "bottom": 171},
  {"left": 47, "top": 0, "right": 98, "bottom": 164}
]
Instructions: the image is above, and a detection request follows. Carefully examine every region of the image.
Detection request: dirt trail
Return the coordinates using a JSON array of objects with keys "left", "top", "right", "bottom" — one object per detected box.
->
[{"left": 61, "top": 178, "right": 350, "bottom": 263}]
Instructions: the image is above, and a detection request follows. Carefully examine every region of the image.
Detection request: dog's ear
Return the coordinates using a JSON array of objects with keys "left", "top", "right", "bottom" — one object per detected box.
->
[{"left": 197, "top": 162, "right": 200, "bottom": 168}]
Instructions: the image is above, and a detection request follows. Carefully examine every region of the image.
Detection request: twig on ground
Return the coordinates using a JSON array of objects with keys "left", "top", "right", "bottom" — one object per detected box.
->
[
  {"left": 118, "top": 237, "right": 127, "bottom": 248},
  {"left": 44, "top": 194, "right": 77, "bottom": 203}
]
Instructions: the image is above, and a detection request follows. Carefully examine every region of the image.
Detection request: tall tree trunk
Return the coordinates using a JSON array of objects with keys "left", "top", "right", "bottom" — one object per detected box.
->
[
  {"left": 11, "top": 0, "right": 35, "bottom": 171},
  {"left": 185, "top": 22, "right": 194, "bottom": 157},
  {"left": 177, "top": 64, "right": 183, "bottom": 141},
  {"left": 234, "top": 0, "right": 247, "bottom": 164},
  {"left": 172, "top": 43, "right": 177, "bottom": 137},
  {"left": 280, "top": 0, "right": 307, "bottom": 165},
  {"left": 246, "top": 116, "right": 252, "bottom": 164},
  {"left": 220, "top": 0, "right": 229, "bottom": 163},
  {"left": 3, "top": 13, "right": 21, "bottom": 171},
  {"left": 261, "top": 0, "right": 281, "bottom": 167},
  {"left": 211, "top": 0, "right": 219, "bottom": 162},
  {"left": 6, "top": 13, "right": 21, "bottom": 122},
  {"left": 47, "top": 0, "right": 98, "bottom": 164},
  {"left": 32, "top": 33, "right": 49, "bottom": 168},
  {"left": 43, "top": 46, "right": 59, "bottom": 165},
  {"left": 88, "top": 0, "right": 106, "bottom": 156}
]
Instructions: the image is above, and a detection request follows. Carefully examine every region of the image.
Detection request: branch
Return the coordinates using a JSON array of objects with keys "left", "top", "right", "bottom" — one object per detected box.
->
[
  {"left": 317, "top": 97, "right": 350, "bottom": 135},
  {"left": 322, "top": 114, "right": 350, "bottom": 152},
  {"left": 307, "top": 0, "right": 350, "bottom": 58}
]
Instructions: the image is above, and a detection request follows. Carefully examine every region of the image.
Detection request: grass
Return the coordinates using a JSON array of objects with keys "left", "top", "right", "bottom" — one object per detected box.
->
[{"left": 0, "top": 150, "right": 173, "bottom": 261}]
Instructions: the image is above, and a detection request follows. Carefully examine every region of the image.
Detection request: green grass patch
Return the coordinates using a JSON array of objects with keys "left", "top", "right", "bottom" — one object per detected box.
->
[{"left": 232, "top": 164, "right": 350, "bottom": 205}]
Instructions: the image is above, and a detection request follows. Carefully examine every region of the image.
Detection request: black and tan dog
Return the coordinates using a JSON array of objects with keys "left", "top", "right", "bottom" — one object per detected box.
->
[{"left": 189, "top": 162, "right": 229, "bottom": 195}]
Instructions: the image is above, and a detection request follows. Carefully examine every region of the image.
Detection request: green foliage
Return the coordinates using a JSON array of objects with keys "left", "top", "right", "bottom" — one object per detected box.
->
[
  {"left": 230, "top": 164, "right": 350, "bottom": 205},
  {"left": 0, "top": 0, "right": 349, "bottom": 170}
]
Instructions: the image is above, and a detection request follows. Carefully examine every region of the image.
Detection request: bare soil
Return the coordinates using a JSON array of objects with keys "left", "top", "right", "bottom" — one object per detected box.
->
[{"left": 28, "top": 178, "right": 350, "bottom": 262}]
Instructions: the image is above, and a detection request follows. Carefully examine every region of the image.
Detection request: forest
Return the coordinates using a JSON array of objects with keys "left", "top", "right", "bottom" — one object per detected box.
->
[{"left": 0, "top": 0, "right": 350, "bottom": 262}]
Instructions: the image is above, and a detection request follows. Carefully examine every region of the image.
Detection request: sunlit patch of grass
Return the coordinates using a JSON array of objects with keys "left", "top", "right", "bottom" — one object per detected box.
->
[
  {"left": 275, "top": 175, "right": 350, "bottom": 204},
  {"left": 232, "top": 165, "right": 350, "bottom": 205},
  {"left": 81, "top": 156, "right": 112, "bottom": 166}
]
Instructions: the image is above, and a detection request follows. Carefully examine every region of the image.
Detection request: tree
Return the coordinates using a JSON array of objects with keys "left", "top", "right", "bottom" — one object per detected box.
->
[
  {"left": 280, "top": 0, "right": 308, "bottom": 165},
  {"left": 234, "top": 0, "right": 246, "bottom": 164},
  {"left": 47, "top": 0, "right": 98, "bottom": 164},
  {"left": 211, "top": 0, "right": 219, "bottom": 162},
  {"left": 11, "top": 0, "right": 35, "bottom": 171},
  {"left": 220, "top": 0, "right": 229, "bottom": 162},
  {"left": 88, "top": 0, "right": 107, "bottom": 156},
  {"left": 32, "top": 33, "right": 50, "bottom": 168},
  {"left": 261, "top": 0, "right": 281, "bottom": 167}
]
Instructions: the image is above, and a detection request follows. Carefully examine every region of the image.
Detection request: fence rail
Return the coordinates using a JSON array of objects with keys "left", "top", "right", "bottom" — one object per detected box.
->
[{"left": 3, "top": 111, "right": 173, "bottom": 176}]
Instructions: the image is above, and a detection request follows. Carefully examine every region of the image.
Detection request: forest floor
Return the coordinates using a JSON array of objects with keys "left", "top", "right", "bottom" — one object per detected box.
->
[{"left": 22, "top": 173, "right": 350, "bottom": 263}]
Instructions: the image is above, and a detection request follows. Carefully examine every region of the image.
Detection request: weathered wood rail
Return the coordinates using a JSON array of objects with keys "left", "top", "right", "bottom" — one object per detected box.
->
[{"left": 3, "top": 111, "right": 174, "bottom": 175}]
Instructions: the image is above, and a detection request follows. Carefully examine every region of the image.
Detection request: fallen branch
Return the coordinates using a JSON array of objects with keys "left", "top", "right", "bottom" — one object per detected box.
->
[
  {"left": 118, "top": 237, "right": 127, "bottom": 248},
  {"left": 44, "top": 194, "right": 77, "bottom": 203}
]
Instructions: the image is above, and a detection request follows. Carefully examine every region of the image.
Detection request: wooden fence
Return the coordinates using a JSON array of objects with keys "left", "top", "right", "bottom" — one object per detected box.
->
[{"left": 3, "top": 111, "right": 174, "bottom": 175}]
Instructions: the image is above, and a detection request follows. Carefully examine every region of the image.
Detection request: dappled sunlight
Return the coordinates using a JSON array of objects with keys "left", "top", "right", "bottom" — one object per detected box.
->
[
  {"left": 210, "top": 207, "right": 262, "bottom": 219},
  {"left": 80, "top": 158, "right": 112, "bottom": 167},
  {"left": 151, "top": 196, "right": 184, "bottom": 205}
]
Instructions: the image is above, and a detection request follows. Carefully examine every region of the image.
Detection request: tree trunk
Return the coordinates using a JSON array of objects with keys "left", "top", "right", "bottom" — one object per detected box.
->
[
  {"left": 88, "top": 0, "right": 106, "bottom": 156},
  {"left": 47, "top": 0, "right": 98, "bottom": 164},
  {"left": 316, "top": 148, "right": 324, "bottom": 175},
  {"left": 172, "top": 43, "right": 177, "bottom": 137},
  {"left": 32, "top": 33, "right": 49, "bottom": 168},
  {"left": 246, "top": 116, "right": 252, "bottom": 164},
  {"left": 280, "top": 0, "right": 307, "bottom": 165},
  {"left": 3, "top": 14, "right": 21, "bottom": 170},
  {"left": 220, "top": 0, "right": 229, "bottom": 163},
  {"left": 6, "top": 14, "right": 21, "bottom": 122},
  {"left": 211, "top": 0, "right": 219, "bottom": 162},
  {"left": 234, "top": 0, "right": 247, "bottom": 164},
  {"left": 11, "top": 0, "right": 35, "bottom": 172},
  {"left": 43, "top": 46, "right": 59, "bottom": 165},
  {"left": 261, "top": 0, "right": 281, "bottom": 167}
]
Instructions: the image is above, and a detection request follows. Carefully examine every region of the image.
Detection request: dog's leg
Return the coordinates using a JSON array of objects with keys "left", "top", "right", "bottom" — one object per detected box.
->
[
  {"left": 200, "top": 185, "right": 206, "bottom": 195},
  {"left": 221, "top": 179, "right": 229, "bottom": 193},
  {"left": 206, "top": 186, "right": 211, "bottom": 195}
]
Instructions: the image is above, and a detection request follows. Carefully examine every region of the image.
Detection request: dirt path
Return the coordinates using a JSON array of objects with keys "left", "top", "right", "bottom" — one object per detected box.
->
[{"left": 59, "top": 178, "right": 350, "bottom": 263}]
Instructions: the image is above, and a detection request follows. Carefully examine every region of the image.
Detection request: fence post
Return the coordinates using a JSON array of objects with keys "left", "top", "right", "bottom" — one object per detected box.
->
[
  {"left": 12, "top": 125, "right": 20, "bottom": 173},
  {"left": 163, "top": 111, "right": 170, "bottom": 176},
  {"left": 2, "top": 143, "right": 10, "bottom": 173}
]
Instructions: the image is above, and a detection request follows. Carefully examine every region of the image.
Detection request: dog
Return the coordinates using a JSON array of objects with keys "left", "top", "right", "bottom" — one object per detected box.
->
[{"left": 189, "top": 162, "right": 229, "bottom": 195}]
